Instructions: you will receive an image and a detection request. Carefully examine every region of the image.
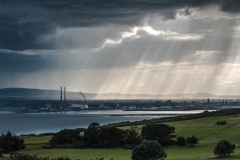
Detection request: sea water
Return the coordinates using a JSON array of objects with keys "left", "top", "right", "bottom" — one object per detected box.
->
[{"left": 0, "top": 110, "right": 206, "bottom": 135}]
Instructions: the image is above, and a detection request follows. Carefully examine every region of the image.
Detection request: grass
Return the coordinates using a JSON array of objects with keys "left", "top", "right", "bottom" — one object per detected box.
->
[
  {"left": 24, "top": 135, "right": 51, "bottom": 145},
  {"left": 20, "top": 114, "right": 240, "bottom": 160}
]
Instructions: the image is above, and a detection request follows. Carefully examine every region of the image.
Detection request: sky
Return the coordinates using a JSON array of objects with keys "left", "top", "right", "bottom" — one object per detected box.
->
[{"left": 1, "top": 0, "right": 240, "bottom": 95}]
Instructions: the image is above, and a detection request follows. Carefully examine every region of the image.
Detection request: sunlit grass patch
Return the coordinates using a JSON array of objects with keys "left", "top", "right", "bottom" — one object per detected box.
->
[{"left": 21, "top": 115, "right": 240, "bottom": 160}]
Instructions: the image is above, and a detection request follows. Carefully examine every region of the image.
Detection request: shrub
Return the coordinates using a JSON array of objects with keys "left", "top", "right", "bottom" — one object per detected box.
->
[
  {"left": 7, "top": 152, "right": 72, "bottom": 160},
  {"left": 8, "top": 152, "right": 42, "bottom": 160},
  {"left": 186, "top": 135, "right": 198, "bottom": 146},
  {"left": 141, "top": 124, "right": 176, "bottom": 146},
  {"left": 131, "top": 140, "right": 167, "bottom": 160},
  {"left": 0, "top": 131, "right": 25, "bottom": 153},
  {"left": 0, "top": 149, "right": 3, "bottom": 158},
  {"left": 215, "top": 121, "right": 227, "bottom": 125},
  {"left": 125, "top": 126, "right": 141, "bottom": 145},
  {"left": 49, "top": 129, "right": 83, "bottom": 147},
  {"left": 177, "top": 136, "right": 186, "bottom": 146},
  {"left": 213, "top": 140, "right": 236, "bottom": 157}
]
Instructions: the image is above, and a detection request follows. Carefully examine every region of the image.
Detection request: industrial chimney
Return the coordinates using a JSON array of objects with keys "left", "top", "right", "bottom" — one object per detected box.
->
[
  {"left": 64, "top": 87, "right": 66, "bottom": 111},
  {"left": 60, "top": 87, "right": 63, "bottom": 110}
]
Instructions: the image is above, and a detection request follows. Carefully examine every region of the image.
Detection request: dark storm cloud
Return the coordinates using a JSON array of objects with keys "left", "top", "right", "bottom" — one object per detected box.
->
[
  {"left": 0, "top": 0, "right": 240, "bottom": 51},
  {"left": 0, "top": 50, "right": 57, "bottom": 72}
]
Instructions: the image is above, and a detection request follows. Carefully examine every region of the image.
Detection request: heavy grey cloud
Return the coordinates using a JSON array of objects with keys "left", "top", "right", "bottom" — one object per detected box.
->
[
  {"left": 0, "top": 16, "right": 238, "bottom": 72},
  {"left": 0, "top": 50, "right": 57, "bottom": 72},
  {"left": 0, "top": 0, "right": 240, "bottom": 50},
  {"left": 1, "top": 0, "right": 240, "bottom": 94}
]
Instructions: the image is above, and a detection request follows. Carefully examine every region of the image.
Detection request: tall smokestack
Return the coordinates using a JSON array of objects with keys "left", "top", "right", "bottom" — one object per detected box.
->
[
  {"left": 64, "top": 87, "right": 66, "bottom": 111},
  {"left": 60, "top": 87, "right": 62, "bottom": 110},
  {"left": 64, "top": 87, "right": 66, "bottom": 102}
]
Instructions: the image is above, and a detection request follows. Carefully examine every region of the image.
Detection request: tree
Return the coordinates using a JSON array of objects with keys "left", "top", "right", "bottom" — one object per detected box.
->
[
  {"left": 49, "top": 129, "right": 83, "bottom": 147},
  {"left": 88, "top": 122, "right": 100, "bottom": 129},
  {"left": 125, "top": 126, "right": 141, "bottom": 145},
  {"left": 186, "top": 135, "right": 198, "bottom": 146},
  {"left": 141, "top": 124, "right": 176, "bottom": 146},
  {"left": 0, "top": 148, "right": 3, "bottom": 158},
  {"left": 131, "top": 140, "right": 167, "bottom": 160},
  {"left": 0, "top": 131, "right": 25, "bottom": 153},
  {"left": 177, "top": 136, "right": 186, "bottom": 146},
  {"left": 213, "top": 140, "right": 236, "bottom": 157},
  {"left": 84, "top": 124, "right": 141, "bottom": 148},
  {"left": 83, "top": 122, "right": 101, "bottom": 147},
  {"left": 96, "top": 127, "right": 126, "bottom": 147}
]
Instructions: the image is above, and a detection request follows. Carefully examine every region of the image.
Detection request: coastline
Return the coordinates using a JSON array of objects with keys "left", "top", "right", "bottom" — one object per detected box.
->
[{"left": 0, "top": 110, "right": 208, "bottom": 135}]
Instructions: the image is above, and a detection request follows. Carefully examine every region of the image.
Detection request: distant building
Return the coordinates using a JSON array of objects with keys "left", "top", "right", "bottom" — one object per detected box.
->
[
  {"left": 160, "top": 106, "right": 172, "bottom": 110},
  {"left": 70, "top": 104, "right": 88, "bottom": 110},
  {"left": 128, "top": 106, "right": 137, "bottom": 110},
  {"left": 99, "top": 104, "right": 110, "bottom": 109},
  {"left": 45, "top": 103, "right": 51, "bottom": 109}
]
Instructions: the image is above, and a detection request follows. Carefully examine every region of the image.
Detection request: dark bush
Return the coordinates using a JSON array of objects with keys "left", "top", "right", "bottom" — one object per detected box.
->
[
  {"left": 215, "top": 121, "right": 227, "bottom": 125},
  {"left": 7, "top": 152, "right": 72, "bottom": 160},
  {"left": 177, "top": 136, "right": 186, "bottom": 146},
  {"left": 95, "top": 127, "right": 126, "bottom": 148},
  {"left": 49, "top": 129, "right": 83, "bottom": 147},
  {"left": 0, "top": 131, "right": 25, "bottom": 153},
  {"left": 83, "top": 123, "right": 140, "bottom": 148},
  {"left": 70, "top": 142, "right": 85, "bottom": 149},
  {"left": 186, "top": 135, "right": 198, "bottom": 146},
  {"left": 8, "top": 152, "right": 43, "bottom": 160},
  {"left": 213, "top": 140, "right": 236, "bottom": 157},
  {"left": 0, "top": 148, "right": 3, "bottom": 158},
  {"left": 141, "top": 124, "right": 176, "bottom": 146},
  {"left": 131, "top": 140, "right": 167, "bottom": 160}
]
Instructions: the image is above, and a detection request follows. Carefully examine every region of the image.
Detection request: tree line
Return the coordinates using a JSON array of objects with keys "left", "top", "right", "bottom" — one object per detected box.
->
[
  {"left": 47, "top": 123, "right": 176, "bottom": 149},
  {"left": 0, "top": 131, "right": 25, "bottom": 153},
  {"left": 0, "top": 121, "right": 236, "bottom": 159}
]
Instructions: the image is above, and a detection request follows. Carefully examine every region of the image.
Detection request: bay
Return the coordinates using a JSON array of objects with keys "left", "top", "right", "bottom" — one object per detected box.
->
[{"left": 0, "top": 110, "right": 207, "bottom": 135}]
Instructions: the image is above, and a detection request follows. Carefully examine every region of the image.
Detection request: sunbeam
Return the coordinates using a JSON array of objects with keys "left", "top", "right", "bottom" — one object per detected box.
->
[{"left": 1, "top": 0, "right": 240, "bottom": 97}]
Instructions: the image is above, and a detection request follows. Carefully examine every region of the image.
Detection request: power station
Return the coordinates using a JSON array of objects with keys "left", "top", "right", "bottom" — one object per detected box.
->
[
  {"left": 59, "top": 87, "right": 67, "bottom": 112},
  {"left": 60, "top": 87, "right": 88, "bottom": 111},
  {"left": 69, "top": 91, "right": 88, "bottom": 110}
]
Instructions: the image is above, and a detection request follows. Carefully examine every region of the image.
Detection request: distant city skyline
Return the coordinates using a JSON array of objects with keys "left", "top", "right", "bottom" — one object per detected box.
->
[{"left": 1, "top": 0, "right": 240, "bottom": 95}]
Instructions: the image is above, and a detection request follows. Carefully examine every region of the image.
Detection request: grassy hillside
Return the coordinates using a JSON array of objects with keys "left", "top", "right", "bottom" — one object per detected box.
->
[{"left": 21, "top": 114, "right": 240, "bottom": 160}]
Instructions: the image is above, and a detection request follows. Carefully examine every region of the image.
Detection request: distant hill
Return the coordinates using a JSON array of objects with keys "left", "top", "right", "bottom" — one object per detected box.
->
[
  {"left": 0, "top": 88, "right": 94, "bottom": 100},
  {"left": 0, "top": 88, "right": 238, "bottom": 100}
]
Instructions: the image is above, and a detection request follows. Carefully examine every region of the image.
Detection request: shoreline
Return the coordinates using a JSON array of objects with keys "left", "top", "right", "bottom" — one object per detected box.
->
[{"left": 0, "top": 109, "right": 220, "bottom": 135}]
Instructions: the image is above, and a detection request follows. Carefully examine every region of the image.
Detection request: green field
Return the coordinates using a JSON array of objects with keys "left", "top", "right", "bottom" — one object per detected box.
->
[{"left": 21, "top": 115, "right": 240, "bottom": 160}]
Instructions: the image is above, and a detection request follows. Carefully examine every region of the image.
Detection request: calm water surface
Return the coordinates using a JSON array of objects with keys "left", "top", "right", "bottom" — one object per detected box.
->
[{"left": 0, "top": 110, "right": 206, "bottom": 135}]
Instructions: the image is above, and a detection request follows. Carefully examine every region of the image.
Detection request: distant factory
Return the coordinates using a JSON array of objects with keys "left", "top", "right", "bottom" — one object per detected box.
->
[
  {"left": 59, "top": 87, "right": 88, "bottom": 111},
  {"left": 69, "top": 104, "right": 88, "bottom": 110},
  {"left": 59, "top": 87, "right": 67, "bottom": 112}
]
